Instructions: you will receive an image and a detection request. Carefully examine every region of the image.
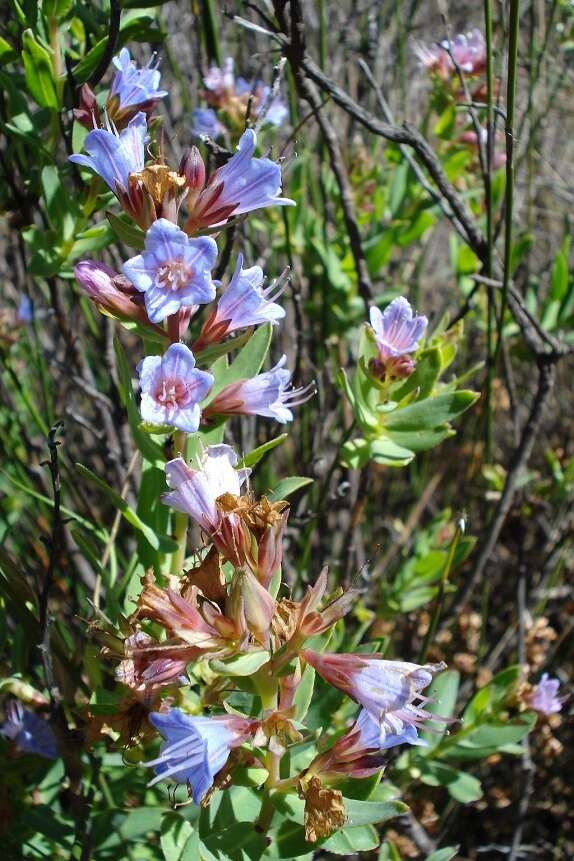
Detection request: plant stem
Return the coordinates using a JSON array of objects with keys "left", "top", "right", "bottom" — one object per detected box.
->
[
  {"left": 170, "top": 431, "right": 188, "bottom": 574},
  {"left": 483, "top": 0, "right": 495, "bottom": 459},
  {"left": 419, "top": 520, "right": 463, "bottom": 663},
  {"left": 493, "top": 0, "right": 521, "bottom": 371}
]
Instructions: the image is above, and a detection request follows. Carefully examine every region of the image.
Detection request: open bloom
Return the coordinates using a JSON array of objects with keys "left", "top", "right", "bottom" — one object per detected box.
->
[
  {"left": 193, "top": 57, "right": 287, "bottom": 135},
  {"left": 526, "top": 674, "right": 564, "bottom": 716},
  {"left": 146, "top": 708, "right": 254, "bottom": 802},
  {"left": 193, "top": 255, "right": 286, "bottom": 350},
  {"left": 183, "top": 129, "right": 294, "bottom": 233},
  {"left": 191, "top": 107, "right": 224, "bottom": 139},
  {"left": 204, "top": 356, "right": 315, "bottom": 424},
  {"left": 69, "top": 111, "right": 148, "bottom": 195},
  {"left": 138, "top": 343, "right": 214, "bottom": 432},
  {"left": 414, "top": 29, "right": 486, "bottom": 79},
  {"left": 1, "top": 701, "right": 57, "bottom": 759},
  {"left": 107, "top": 48, "right": 167, "bottom": 125},
  {"left": 123, "top": 218, "right": 217, "bottom": 323},
  {"left": 369, "top": 297, "right": 427, "bottom": 363},
  {"left": 301, "top": 650, "right": 445, "bottom": 743},
  {"left": 162, "top": 445, "right": 250, "bottom": 535}
]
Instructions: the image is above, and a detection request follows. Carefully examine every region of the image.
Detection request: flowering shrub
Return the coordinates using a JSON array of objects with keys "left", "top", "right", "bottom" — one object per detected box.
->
[{"left": 0, "top": 4, "right": 570, "bottom": 861}]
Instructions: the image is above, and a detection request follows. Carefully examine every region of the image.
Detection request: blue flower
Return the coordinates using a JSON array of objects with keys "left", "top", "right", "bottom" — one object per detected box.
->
[
  {"left": 185, "top": 129, "right": 295, "bottom": 232},
  {"left": 146, "top": 708, "right": 253, "bottom": 803},
  {"left": 110, "top": 48, "right": 167, "bottom": 111},
  {"left": 137, "top": 343, "right": 214, "bottom": 432},
  {"left": 206, "top": 355, "right": 315, "bottom": 424},
  {"left": 123, "top": 218, "right": 218, "bottom": 323},
  {"left": 354, "top": 707, "right": 428, "bottom": 751},
  {"left": 191, "top": 108, "right": 223, "bottom": 139},
  {"left": 1, "top": 701, "right": 57, "bottom": 759},
  {"left": 69, "top": 112, "right": 148, "bottom": 194},
  {"left": 194, "top": 254, "right": 286, "bottom": 350},
  {"left": 369, "top": 298, "right": 427, "bottom": 361}
]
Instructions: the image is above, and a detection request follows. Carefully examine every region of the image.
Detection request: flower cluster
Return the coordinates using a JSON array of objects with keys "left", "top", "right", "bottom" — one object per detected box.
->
[
  {"left": 192, "top": 57, "right": 288, "bottom": 140},
  {"left": 414, "top": 28, "right": 506, "bottom": 172},
  {"left": 70, "top": 48, "right": 310, "bottom": 434},
  {"left": 67, "top": 44, "right": 453, "bottom": 847}
]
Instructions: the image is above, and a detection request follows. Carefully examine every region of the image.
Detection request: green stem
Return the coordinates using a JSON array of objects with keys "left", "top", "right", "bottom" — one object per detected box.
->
[
  {"left": 170, "top": 431, "right": 188, "bottom": 574},
  {"left": 418, "top": 521, "right": 463, "bottom": 663},
  {"left": 493, "top": 0, "right": 521, "bottom": 371},
  {"left": 483, "top": 0, "right": 495, "bottom": 460}
]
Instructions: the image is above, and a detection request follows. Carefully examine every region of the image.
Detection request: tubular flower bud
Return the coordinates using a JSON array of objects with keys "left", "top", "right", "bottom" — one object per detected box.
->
[
  {"left": 179, "top": 146, "right": 207, "bottom": 207},
  {"left": 74, "top": 260, "right": 166, "bottom": 335},
  {"left": 73, "top": 83, "right": 101, "bottom": 130}
]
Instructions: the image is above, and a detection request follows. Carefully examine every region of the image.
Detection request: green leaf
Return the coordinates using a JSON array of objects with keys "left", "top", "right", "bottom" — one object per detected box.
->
[
  {"left": 269, "top": 476, "right": 313, "bottom": 502},
  {"left": 292, "top": 665, "right": 315, "bottom": 720},
  {"left": 385, "top": 426, "right": 454, "bottom": 453},
  {"left": 420, "top": 670, "right": 460, "bottom": 746},
  {"left": 344, "top": 798, "right": 407, "bottom": 826},
  {"left": 107, "top": 212, "right": 146, "bottom": 250},
  {"left": 75, "top": 463, "right": 177, "bottom": 553},
  {"left": 0, "top": 36, "right": 17, "bottom": 66},
  {"left": 237, "top": 434, "right": 288, "bottom": 469},
  {"left": 393, "top": 348, "right": 442, "bottom": 401},
  {"left": 550, "top": 244, "right": 570, "bottom": 301},
  {"left": 425, "top": 847, "right": 460, "bottom": 861},
  {"left": 340, "top": 438, "right": 371, "bottom": 469},
  {"left": 210, "top": 651, "right": 270, "bottom": 676},
  {"left": 419, "top": 761, "right": 482, "bottom": 802},
  {"left": 443, "top": 713, "right": 536, "bottom": 760},
  {"left": 21, "top": 29, "right": 59, "bottom": 109},
  {"left": 160, "top": 812, "right": 197, "bottom": 861},
  {"left": 370, "top": 437, "right": 414, "bottom": 467},
  {"left": 384, "top": 391, "right": 479, "bottom": 431},
  {"left": 321, "top": 824, "right": 379, "bottom": 854}
]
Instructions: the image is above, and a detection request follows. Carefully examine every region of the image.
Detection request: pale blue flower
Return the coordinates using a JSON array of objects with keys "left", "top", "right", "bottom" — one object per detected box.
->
[
  {"left": 354, "top": 706, "right": 427, "bottom": 751},
  {"left": 207, "top": 355, "right": 315, "bottom": 424},
  {"left": 146, "top": 708, "right": 253, "bottom": 802},
  {"left": 212, "top": 128, "right": 293, "bottom": 218},
  {"left": 138, "top": 343, "right": 214, "bottom": 432},
  {"left": 123, "top": 218, "right": 217, "bottom": 323},
  {"left": 1, "top": 701, "right": 57, "bottom": 759},
  {"left": 110, "top": 48, "right": 167, "bottom": 110},
  {"left": 527, "top": 674, "right": 563, "bottom": 716},
  {"left": 369, "top": 297, "right": 427, "bottom": 360},
  {"left": 69, "top": 112, "right": 148, "bottom": 194},
  {"left": 191, "top": 108, "right": 223, "bottom": 139}
]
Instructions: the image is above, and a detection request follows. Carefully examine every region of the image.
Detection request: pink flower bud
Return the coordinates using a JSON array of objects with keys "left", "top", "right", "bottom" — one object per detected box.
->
[{"left": 74, "top": 260, "right": 165, "bottom": 335}]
